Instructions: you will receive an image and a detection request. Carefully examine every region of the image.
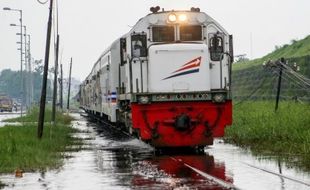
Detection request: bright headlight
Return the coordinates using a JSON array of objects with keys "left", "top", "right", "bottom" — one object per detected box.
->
[
  {"left": 168, "top": 14, "right": 177, "bottom": 22},
  {"left": 139, "top": 96, "right": 150, "bottom": 104},
  {"left": 178, "top": 14, "right": 188, "bottom": 22},
  {"left": 213, "top": 94, "right": 225, "bottom": 103}
]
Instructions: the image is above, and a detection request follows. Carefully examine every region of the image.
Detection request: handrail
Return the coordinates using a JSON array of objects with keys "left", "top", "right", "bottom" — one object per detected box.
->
[{"left": 219, "top": 52, "right": 233, "bottom": 90}]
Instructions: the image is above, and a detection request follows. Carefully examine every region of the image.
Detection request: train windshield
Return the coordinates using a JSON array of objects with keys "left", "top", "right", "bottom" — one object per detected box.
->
[
  {"left": 152, "top": 26, "right": 175, "bottom": 42},
  {"left": 180, "top": 25, "right": 202, "bottom": 41}
]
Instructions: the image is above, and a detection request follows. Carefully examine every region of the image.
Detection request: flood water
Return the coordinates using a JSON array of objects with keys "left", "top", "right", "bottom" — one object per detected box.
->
[
  {"left": 0, "top": 112, "right": 21, "bottom": 127},
  {"left": 0, "top": 113, "right": 309, "bottom": 190}
]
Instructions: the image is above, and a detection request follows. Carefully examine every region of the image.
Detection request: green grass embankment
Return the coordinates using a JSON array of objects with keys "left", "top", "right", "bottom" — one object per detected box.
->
[
  {"left": 233, "top": 35, "right": 310, "bottom": 71},
  {"left": 232, "top": 35, "right": 310, "bottom": 102},
  {"left": 0, "top": 107, "right": 82, "bottom": 173},
  {"left": 225, "top": 101, "right": 310, "bottom": 170}
]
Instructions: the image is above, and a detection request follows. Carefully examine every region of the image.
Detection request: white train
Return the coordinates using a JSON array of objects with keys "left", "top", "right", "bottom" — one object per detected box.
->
[{"left": 80, "top": 7, "right": 233, "bottom": 148}]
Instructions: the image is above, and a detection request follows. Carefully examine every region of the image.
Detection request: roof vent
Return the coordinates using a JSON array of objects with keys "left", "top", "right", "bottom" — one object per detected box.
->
[
  {"left": 150, "top": 6, "right": 160, "bottom": 13},
  {"left": 190, "top": 7, "right": 200, "bottom": 12}
]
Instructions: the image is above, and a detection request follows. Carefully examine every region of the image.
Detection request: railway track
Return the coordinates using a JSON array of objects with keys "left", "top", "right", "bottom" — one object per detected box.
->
[
  {"left": 243, "top": 162, "right": 310, "bottom": 187},
  {"left": 170, "top": 156, "right": 240, "bottom": 190}
]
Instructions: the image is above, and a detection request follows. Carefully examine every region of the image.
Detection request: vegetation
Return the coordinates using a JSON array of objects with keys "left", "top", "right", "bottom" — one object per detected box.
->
[
  {"left": 233, "top": 35, "right": 310, "bottom": 71},
  {"left": 232, "top": 35, "right": 310, "bottom": 101},
  {"left": 0, "top": 68, "right": 53, "bottom": 103},
  {"left": 5, "top": 106, "right": 72, "bottom": 124},
  {"left": 227, "top": 35, "right": 310, "bottom": 171},
  {"left": 225, "top": 101, "right": 310, "bottom": 170},
  {"left": 0, "top": 108, "right": 82, "bottom": 173}
]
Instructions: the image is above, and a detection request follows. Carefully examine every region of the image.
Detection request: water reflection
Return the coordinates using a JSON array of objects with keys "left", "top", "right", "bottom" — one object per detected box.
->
[
  {"left": 132, "top": 154, "right": 233, "bottom": 189},
  {"left": 87, "top": 116, "right": 233, "bottom": 189}
]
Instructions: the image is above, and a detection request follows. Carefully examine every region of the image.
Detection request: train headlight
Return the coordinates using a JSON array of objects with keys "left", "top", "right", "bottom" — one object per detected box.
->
[
  {"left": 178, "top": 14, "right": 188, "bottom": 22},
  {"left": 156, "top": 95, "right": 166, "bottom": 100},
  {"left": 168, "top": 14, "right": 177, "bottom": 22},
  {"left": 138, "top": 96, "right": 150, "bottom": 104},
  {"left": 213, "top": 94, "right": 225, "bottom": 103}
]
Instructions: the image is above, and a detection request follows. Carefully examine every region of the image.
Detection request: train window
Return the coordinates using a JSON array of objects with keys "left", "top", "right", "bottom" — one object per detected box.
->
[
  {"left": 209, "top": 36, "right": 224, "bottom": 61},
  {"left": 180, "top": 25, "right": 202, "bottom": 41},
  {"left": 152, "top": 26, "right": 174, "bottom": 42},
  {"left": 131, "top": 34, "right": 147, "bottom": 57},
  {"left": 120, "top": 38, "right": 127, "bottom": 65}
]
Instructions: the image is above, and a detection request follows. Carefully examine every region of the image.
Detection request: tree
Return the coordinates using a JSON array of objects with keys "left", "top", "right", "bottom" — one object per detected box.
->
[{"left": 0, "top": 68, "right": 52, "bottom": 104}]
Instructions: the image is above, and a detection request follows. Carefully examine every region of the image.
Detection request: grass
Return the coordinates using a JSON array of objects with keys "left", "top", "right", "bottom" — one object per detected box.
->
[
  {"left": 225, "top": 101, "right": 310, "bottom": 171},
  {"left": 5, "top": 106, "right": 72, "bottom": 125},
  {"left": 0, "top": 107, "right": 82, "bottom": 173}
]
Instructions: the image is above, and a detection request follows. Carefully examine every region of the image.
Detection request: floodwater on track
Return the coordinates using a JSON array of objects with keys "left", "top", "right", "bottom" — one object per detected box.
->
[{"left": 0, "top": 113, "right": 309, "bottom": 190}]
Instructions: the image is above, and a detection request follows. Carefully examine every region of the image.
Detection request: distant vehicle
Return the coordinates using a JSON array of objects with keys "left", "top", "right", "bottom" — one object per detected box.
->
[{"left": 0, "top": 95, "right": 13, "bottom": 112}]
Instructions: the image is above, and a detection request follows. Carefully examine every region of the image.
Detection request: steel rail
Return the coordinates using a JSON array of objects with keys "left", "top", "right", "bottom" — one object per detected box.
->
[
  {"left": 243, "top": 162, "right": 310, "bottom": 187},
  {"left": 170, "top": 157, "right": 241, "bottom": 190}
]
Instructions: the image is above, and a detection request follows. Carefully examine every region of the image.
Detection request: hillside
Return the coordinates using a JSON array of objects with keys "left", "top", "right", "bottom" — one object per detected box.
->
[
  {"left": 232, "top": 35, "right": 310, "bottom": 102},
  {"left": 233, "top": 35, "right": 310, "bottom": 71}
]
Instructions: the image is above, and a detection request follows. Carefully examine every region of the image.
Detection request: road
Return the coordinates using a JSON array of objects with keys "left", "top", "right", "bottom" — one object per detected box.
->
[{"left": 0, "top": 113, "right": 309, "bottom": 190}]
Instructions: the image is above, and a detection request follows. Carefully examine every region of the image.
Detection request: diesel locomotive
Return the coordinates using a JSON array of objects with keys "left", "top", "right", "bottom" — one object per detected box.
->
[{"left": 80, "top": 7, "right": 234, "bottom": 149}]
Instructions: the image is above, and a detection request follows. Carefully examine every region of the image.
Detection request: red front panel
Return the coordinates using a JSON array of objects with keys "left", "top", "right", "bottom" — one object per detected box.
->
[{"left": 131, "top": 101, "right": 232, "bottom": 147}]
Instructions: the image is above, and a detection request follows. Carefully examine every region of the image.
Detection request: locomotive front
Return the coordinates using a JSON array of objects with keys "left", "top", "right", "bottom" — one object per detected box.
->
[{"left": 124, "top": 8, "right": 233, "bottom": 148}]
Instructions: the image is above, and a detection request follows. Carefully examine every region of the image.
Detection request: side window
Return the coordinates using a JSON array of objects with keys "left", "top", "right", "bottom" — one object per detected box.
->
[
  {"left": 131, "top": 34, "right": 147, "bottom": 58},
  {"left": 209, "top": 35, "right": 224, "bottom": 61},
  {"left": 120, "top": 38, "right": 127, "bottom": 65}
]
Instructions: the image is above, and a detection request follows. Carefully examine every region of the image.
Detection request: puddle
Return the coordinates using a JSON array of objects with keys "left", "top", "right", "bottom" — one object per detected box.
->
[{"left": 0, "top": 113, "right": 21, "bottom": 127}]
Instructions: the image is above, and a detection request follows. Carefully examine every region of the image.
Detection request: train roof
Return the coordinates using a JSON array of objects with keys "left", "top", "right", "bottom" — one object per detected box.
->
[
  {"left": 84, "top": 8, "right": 230, "bottom": 82},
  {"left": 129, "top": 9, "right": 229, "bottom": 34}
]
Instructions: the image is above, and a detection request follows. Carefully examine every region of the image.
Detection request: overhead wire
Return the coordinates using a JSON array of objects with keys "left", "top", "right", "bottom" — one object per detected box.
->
[
  {"left": 277, "top": 62, "right": 310, "bottom": 89},
  {"left": 269, "top": 66, "right": 309, "bottom": 90},
  {"left": 281, "top": 70, "right": 310, "bottom": 90},
  {"left": 280, "top": 63, "right": 310, "bottom": 86},
  {"left": 264, "top": 60, "right": 310, "bottom": 103},
  {"left": 235, "top": 58, "right": 310, "bottom": 106}
]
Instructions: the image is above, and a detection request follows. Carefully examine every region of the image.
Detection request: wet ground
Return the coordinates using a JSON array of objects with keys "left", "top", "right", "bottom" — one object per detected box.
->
[
  {"left": 0, "top": 111, "right": 21, "bottom": 127},
  {"left": 0, "top": 113, "right": 310, "bottom": 190}
]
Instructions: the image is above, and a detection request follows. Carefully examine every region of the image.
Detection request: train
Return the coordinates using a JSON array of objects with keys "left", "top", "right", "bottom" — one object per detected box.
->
[
  {"left": 79, "top": 7, "right": 233, "bottom": 149},
  {"left": 0, "top": 95, "right": 13, "bottom": 112}
]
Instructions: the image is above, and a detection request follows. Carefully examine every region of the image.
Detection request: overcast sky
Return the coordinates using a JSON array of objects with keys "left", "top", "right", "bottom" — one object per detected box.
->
[{"left": 0, "top": 0, "right": 310, "bottom": 81}]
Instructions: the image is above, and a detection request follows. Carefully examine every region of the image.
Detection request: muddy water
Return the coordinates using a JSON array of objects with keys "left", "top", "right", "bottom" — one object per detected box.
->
[{"left": 0, "top": 113, "right": 309, "bottom": 190}]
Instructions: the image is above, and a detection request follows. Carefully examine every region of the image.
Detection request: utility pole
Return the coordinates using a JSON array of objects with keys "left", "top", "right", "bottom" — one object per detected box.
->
[
  {"left": 51, "top": 35, "right": 59, "bottom": 124},
  {"left": 67, "top": 58, "right": 72, "bottom": 111},
  {"left": 23, "top": 26, "right": 29, "bottom": 109},
  {"left": 27, "top": 34, "right": 33, "bottom": 105},
  {"left": 38, "top": 0, "right": 54, "bottom": 139},
  {"left": 275, "top": 58, "right": 284, "bottom": 112},
  {"left": 60, "top": 64, "right": 63, "bottom": 110},
  {"left": 4, "top": 8, "right": 23, "bottom": 118},
  {"left": 19, "top": 11, "right": 23, "bottom": 119}
]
